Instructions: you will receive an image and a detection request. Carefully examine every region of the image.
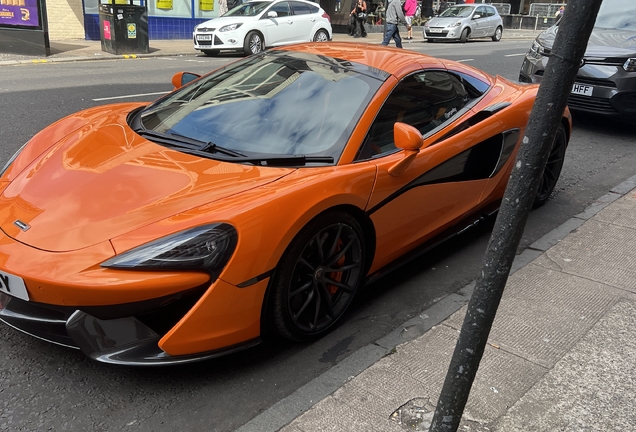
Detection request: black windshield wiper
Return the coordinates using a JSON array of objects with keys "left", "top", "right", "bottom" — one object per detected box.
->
[
  {"left": 227, "top": 155, "right": 334, "bottom": 167},
  {"left": 135, "top": 129, "right": 246, "bottom": 158}
]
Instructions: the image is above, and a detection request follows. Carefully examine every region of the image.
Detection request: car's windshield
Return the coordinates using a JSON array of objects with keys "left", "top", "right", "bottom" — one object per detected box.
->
[
  {"left": 225, "top": 1, "right": 269, "bottom": 16},
  {"left": 440, "top": 6, "right": 474, "bottom": 18},
  {"left": 594, "top": 0, "right": 636, "bottom": 30},
  {"left": 138, "top": 53, "right": 386, "bottom": 163}
]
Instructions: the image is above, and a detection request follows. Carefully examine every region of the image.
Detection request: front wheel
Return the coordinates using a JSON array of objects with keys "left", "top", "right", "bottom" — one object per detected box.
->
[
  {"left": 267, "top": 211, "right": 366, "bottom": 341},
  {"left": 492, "top": 26, "right": 503, "bottom": 42},
  {"left": 534, "top": 123, "right": 568, "bottom": 208},
  {"left": 243, "top": 31, "right": 264, "bottom": 55},
  {"left": 313, "top": 29, "right": 329, "bottom": 42},
  {"left": 459, "top": 28, "right": 469, "bottom": 43}
]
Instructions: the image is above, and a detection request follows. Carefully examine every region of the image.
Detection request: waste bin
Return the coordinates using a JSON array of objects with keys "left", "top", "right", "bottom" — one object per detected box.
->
[{"left": 99, "top": 0, "right": 149, "bottom": 55}]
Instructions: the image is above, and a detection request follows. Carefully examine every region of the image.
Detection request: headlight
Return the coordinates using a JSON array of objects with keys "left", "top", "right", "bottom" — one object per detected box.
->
[
  {"left": 219, "top": 23, "right": 243, "bottom": 32},
  {"left": 0, "top": 142, "right": 28, "bottom": 179},
  {"left": 102, "top": 223, "right": 238, "bottom": 276},
  {"left": 530, "top": 40, "right": 542, "bottom": 54},
  {"left": 453, "top": 20, "right": 462, "bottom": 27},
  {"left": 624, "top": 58, "right": 636, "bottom": 72}
]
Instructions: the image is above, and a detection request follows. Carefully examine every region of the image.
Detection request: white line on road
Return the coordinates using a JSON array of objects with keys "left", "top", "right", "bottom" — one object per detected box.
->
[
  {"left": 457, "top": 59, "right": 474, "bottom": 63},
  {"left": 504, "top": 53, "right": 528, "bottom": 57},
  {"left": 92, "top": 91, "right": 170, "bottom": 101}
]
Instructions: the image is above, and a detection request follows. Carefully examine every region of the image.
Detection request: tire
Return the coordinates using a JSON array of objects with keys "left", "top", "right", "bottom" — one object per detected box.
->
[
  {"left": 459, "top": 28, "right": 469, "bottom": 43},
  {"left": 268, "top": 211, "right": 367, "bottom": 342},
  {"left": 534, "top": 124, "right": 568, "bottom": 208},
  {"left": 492, "top": 26, "right": 503, "bottom": 42},
  {"left": 426, "top": 38, "right": 435, "bottom": 43},
  {"left": 243, "top": 31, "right": 264, "bottom": 55},
  {"left": 202, "top": 49, "right": 219, "bottom": 57},
  {"left": 313, "top": 29, "right": 329, "bottom": 42}
]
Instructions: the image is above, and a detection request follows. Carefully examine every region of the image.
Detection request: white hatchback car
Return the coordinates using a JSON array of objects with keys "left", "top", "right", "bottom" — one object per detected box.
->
[
  {"left": 193, "top": 0, "right": 332, "bottom": 56},
  {"left": 424, "top": 4, "right": 503, "bottom": 43}
]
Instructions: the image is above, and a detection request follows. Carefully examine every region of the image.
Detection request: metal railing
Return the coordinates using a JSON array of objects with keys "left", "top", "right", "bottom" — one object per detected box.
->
[
  {"left": 528, "top": 3, "right": 566, "bottom": 17},
  {"left": 490, "top": 2, "right": 511, "bottom": 15}
]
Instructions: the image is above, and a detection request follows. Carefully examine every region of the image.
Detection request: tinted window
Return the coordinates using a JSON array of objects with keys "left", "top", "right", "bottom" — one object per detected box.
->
[
  {"left": 486, "top": 6, "right": 497, "bottom": 17},
  {"left": 291, "top": 1, "right": 312, "bottom": 15},
  {"left": 268, "top": 1, "right": 291, "bottom": 17},
  {"left": 475, "top": 6, "right": 487, "bottom": 17},
  {"left": 356, "top": 71, "right": 472, "bottom": 160},
  {"left": 140, "top": 54, "right": 385, "bottom": 163}
]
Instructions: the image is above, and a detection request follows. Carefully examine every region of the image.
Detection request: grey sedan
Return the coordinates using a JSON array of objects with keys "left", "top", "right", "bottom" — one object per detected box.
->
[
  {"left": 519, "top": 0, "right": 636, "bottom": 121},
  {"left": 423, "top": 4, "right": 503, "bottom": 43}
]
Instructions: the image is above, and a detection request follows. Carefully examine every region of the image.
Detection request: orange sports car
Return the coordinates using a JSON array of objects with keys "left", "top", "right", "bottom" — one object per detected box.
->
[{"left": 0, "top": 43, "right": 571, "bottom": 365}]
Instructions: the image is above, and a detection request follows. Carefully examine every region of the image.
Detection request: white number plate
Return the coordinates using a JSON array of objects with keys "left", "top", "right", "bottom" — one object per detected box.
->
[
  {"left": 0, "top": 270, "right": 29, "bottom": 301},
  {"left": 571, "top": 83, "right": 593, "bottom": 96},
  {"left": 428, "top": 28, "right": 443, "bottom": 33},
  {"left": 197, "top": 34, "right": 212, "bottom": 41}
]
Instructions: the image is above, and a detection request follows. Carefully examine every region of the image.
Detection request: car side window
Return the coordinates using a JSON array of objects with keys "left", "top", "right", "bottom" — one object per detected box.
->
[
  {"left": 356, "top": 71, "right": 472, "bottom": 160},
  {"left": 486, "top": 6, "right": 496, "bottom": 17},
  {"left": 267, "top": 2, "right": 291, "bottom": 17},
  {"left": 291, "top": 1, "right": 312, "bottom": 15},
  {"left": 475, "top": 6, "right": 487, "bottom": 18}
]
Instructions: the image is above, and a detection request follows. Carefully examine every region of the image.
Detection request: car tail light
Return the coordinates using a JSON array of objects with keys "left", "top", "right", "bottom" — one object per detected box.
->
[{"left": 322, "top": 12, "right": 330, "bottom": 23}]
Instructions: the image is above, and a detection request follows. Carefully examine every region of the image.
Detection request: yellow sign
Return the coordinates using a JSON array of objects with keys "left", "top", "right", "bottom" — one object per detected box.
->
[
  {"left": 200, "top": 0, "right": 214, "bottom": 11},
  {"left": 157, "top": 0, "right": 173, "bottom": 9},
  {"left": 114, "top": 0, "right": 128, "bottom": 4}
]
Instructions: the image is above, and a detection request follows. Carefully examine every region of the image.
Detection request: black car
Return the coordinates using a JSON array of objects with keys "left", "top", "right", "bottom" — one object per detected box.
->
[{"left": 519, "top": 0, "right": 636, "bottom": 121}]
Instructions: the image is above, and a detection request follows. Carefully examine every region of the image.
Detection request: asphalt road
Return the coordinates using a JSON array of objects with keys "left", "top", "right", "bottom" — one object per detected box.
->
[{"left": 1, "top": 40, "right": 635, "bottom": 431}]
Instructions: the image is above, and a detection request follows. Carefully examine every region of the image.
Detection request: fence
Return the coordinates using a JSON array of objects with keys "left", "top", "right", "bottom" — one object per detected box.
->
[
  {"left": 528, "top": 3, "right": 566, "bottom": 17},
  {"left": 491, "top": 2, "right": 511, "bottom": 15}
]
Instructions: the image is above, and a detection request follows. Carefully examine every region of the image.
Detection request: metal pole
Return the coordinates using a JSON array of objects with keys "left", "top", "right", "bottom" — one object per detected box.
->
[{"left": 428, "top": 0, "right": 604, "bottom": 431}]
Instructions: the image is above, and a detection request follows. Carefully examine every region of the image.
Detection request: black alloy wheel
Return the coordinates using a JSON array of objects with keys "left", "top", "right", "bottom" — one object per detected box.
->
[
  {"left": 268, "top": 212, "right": 366, "bottom": 341},
  {"left": 534, "top": 123, "right": 568, "bottom": 208}
]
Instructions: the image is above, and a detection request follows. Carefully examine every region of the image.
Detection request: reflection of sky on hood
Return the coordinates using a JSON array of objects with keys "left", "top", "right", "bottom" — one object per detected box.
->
[{"left": 170, "top": 72, "right": 370, "bottom": 156}]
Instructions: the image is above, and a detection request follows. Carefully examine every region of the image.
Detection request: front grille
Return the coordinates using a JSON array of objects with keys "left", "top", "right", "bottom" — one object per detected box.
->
[
  {"left": 197, "top": 27, "right": 216, "bottom": 32},
  {"left": 198, "top": 40, "right": 213, "bottom": 46},
  {"left": 574, "top": 77, "right": 616, "bottom": 88},
  {"left": 426, "top": 30, "right": 449, "bottom": 37},
  {"left": 567, "top": 94, "right": 616, "bottom": 114}
]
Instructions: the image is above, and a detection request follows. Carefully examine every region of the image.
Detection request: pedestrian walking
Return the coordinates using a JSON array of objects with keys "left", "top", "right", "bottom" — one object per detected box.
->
[
  {"left": 350, "top": 0, "right": 368, "bottom": 37},
  {"left": 403, "top": 0, "right": 417, "bottom": 40},
  {"left": 381, "top": 0, "right": 406, "bottom": 48},
  {"left": 437, "top": 0, "right": 449, "bottom": 15}
]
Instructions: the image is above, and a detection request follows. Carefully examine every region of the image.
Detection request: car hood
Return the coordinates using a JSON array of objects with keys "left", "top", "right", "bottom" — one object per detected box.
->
[
  {"left": 196, "top": 16, "right": 258, "bottom": 30},
  {"left": 0, "top": 104, "right": 292, "bottom": 252},
  {"left": 539, "top": 26, "right": 636, "bottom": 57},
  {"left": 427, "top": 17, "right": 467, "bottom": 27}
]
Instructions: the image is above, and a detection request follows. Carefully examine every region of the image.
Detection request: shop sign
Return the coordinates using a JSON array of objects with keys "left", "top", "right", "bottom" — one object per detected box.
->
[{"left": 0, "top": 0, "right": 40, "bottom": 27}]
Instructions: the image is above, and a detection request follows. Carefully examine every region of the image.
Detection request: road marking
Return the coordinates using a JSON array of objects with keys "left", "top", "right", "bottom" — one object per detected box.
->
[
  {"left": 504, "top": 53, "right": 527, "bottom": 57},
  {"left": 92, "top": 91, "right": 169, "bottom": 101},
  {"left": 457, "top": 59, "right": 474, "bottom": 63}
]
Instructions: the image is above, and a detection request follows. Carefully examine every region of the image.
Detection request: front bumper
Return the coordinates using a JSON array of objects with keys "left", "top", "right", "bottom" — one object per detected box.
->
[
  {"left": 519, "top": 52, "right": 636, "bottom": 119},
  {"left": 423, "top": 27, "right": 462, "bottom": 40},
  {"left": 193, "top": 30, "right": 245, "bottom": 51}
]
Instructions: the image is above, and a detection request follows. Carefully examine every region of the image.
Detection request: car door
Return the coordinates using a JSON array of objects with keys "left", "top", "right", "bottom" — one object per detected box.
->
[
  {"left": 471, "top": 6, "right": 489, "bottom": 37},
  {"left": 484, "top": 6, "right": 498, "bottom": 35},
  {"left": 262, "top": 1, "right": 295, "bottom": 45},
  {"left": 358, "top": 70, "right": 500, "bottom": 272},
  {"left": 289, "top": 1, "right": 317, "bottom": 42}
]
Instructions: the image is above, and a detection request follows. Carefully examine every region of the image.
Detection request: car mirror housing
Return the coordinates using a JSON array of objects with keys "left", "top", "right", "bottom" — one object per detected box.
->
[
  {"left": 389, "top": 122, "right": 426, "bottom": 176},
  {"left": 267, "top": 10, "right": 278, "bottom": 18},
  {"left": 171, "top": 72, "right": 201, "bottom": 90},
  {"left": 472, "top": 14, "right": 481, "bottom": 19}
]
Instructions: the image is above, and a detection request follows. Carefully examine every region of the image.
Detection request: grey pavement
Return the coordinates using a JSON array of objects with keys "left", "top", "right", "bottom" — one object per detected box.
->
[{"left": 0, "top": 29, "right": 540, "bottom": 65}]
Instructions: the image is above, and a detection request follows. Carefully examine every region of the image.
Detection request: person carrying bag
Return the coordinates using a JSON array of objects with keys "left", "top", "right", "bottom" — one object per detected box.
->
[{"left": 351, "top": 0, "right": 368, "bottom": 37}]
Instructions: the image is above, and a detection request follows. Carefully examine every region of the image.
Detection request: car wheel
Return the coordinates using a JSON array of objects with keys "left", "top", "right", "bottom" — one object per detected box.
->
[
  {"left": 243, "top": 31, "right": 264, "bottom": 55},
  {"left": 492, "top": 26, "right": 503, "bottom": 42},
  {"left": 426, "top": 38, "right": 435, "bottom": 43},
  {"left": 268, "top": 211, "right": 366, "bottom": 341},
  {"left": 534, "top": 123, "right": 568, "bottom": 208},
  {"left": 460, "top": 28, "right": 469, "bottom": 43},
  {"left": 202, "top": 49, "right": 219, "bottom": 57},
  {"left": 313, "top": 29, "right": 329, "bottom": 42}
]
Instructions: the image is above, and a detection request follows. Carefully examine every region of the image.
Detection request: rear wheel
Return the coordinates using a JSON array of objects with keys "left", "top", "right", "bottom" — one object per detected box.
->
[
  {"left": 268, "top": 211, "right": 366, "bottom": 341},
  {"left": 313, "top": 29, "right": 329, "bottom": 42},
  {"left": 243, "top": 31, "right": 264, "bottom": 55},
  {"left": 534, "top": 124, "right": 568, "bottom": 208},
  {"left": 202, "top": 49, "right": 219, "bottom": 57},
  {"left": 459, "top": 28, "right": 469, "bottom": 43},
  {"left": 492, "top": 26, "right": 503, "bottom": 42}
]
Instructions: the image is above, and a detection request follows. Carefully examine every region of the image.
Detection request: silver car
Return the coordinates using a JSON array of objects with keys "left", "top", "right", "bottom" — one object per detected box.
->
[
  {"left": 423, "top": 4, "right": 503, "bottom": 43},
  {"left": 519, "top": 0, "right": 636, "bottom": 121}
]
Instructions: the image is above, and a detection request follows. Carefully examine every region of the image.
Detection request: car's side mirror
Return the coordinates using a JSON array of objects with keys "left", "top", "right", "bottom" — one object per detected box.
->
[
  {"left": 472, "top": 14, "right": 481, "bottom": 19},
  {"left": 267, "top": 10, "right": 278, "bottom": 18},
  {"left": 389, "top": 122, "right": 427, "bottom": 176},
  {"left": 171, "top": 72, "right": 201, "bottom": 89}
]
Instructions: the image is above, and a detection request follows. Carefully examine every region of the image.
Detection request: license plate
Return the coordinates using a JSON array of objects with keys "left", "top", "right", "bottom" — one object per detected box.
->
[
  {"left": 571, "top": 83, "right": 593, "bottom": 96},
  {"left": 197, "top": 34, "right": 212, "bottom": 41},
  {"left": 428, "top": 28, "right": 443, "bottom": 33},
  {"left": 0, "top": 270, "right": 29, "bottom": 301}
]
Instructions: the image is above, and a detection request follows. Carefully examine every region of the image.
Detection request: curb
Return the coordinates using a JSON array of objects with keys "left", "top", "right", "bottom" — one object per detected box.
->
[{"left": 236, "top": 172, "right": 636, "bottom": 432}]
